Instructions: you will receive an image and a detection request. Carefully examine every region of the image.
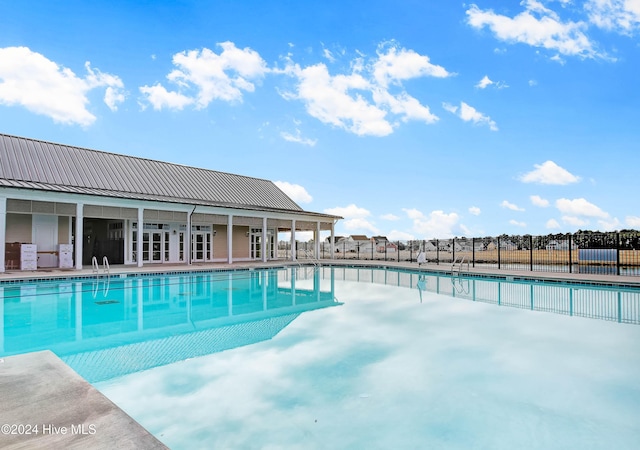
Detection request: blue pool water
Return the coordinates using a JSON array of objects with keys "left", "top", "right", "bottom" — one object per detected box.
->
[{"left": 2, "top": 266, "right": 640, "bottom": 449}]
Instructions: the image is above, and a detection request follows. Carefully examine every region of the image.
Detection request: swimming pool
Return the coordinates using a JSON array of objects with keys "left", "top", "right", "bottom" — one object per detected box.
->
[{"left": 2, "top": 266, "right": 640, "bottom": 449}]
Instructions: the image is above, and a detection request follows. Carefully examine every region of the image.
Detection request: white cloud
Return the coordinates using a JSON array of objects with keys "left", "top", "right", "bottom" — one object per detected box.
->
[
  {"left": 509, "top": 219, "right": 527, "bottom": 227},
  {"left": 372, "top": 43, "right": 450, "bottom": 88},
  {"left": 281, "top": 41, "right": 450, "bottom": 136},
  {"left": 280, "top": 129, "right": 317, "bottom": 146},
  {"left": 403, "top": 208, "right": 464, "bottom": 239},
  {"left": 380, "top": 213, "right": 400, "bottom": 221},
  {"left": 324, "top": 204, "right": 371, "bottom": 219},
  {"left": 322, "top": 47, "right": 336, "bottom": 63},
  {"left": 466, "top": 1, "right": 605, "bottom": 59},
  {"left": 0, "top": 46, "right": 124, "bottom": 125},
  {"left": 546, "top": 218, "right": 561, "bottom": 229},
  {"left": 529, "top": 79, "right": 538, "bottom": 86},
  {"left": 342, "top": 218, "right": 380, "bottom": 234},
  {"left": 475, "top": 75, "right": 508, "bottom": 89},
  {"left": 442, "top": 101, "right": 498, "bottom": 131},
  {"left": 469, "top": 206, "right": 481, "bottom": 216},
  {"left": 626, "top": 216, "right": 640, "bottom": 228},
  {"left": 140, "top": 42, "right": 267, "bottom": 110},
  {"left": 139, "top": 84, "right": 193, "bottom": 110},
  {"left": 476, "top": 75, "right": 494, "bottom": 89},
  {"left": 387, "top": 230, "right": 415, "bottom": 241},
  {"left": 556, "top": 198, "right": 609, "bottom": 218},
  {"left": 501, "top": 200, "right": 525, "bottom": 211},
  {"left": 562, "top": 215, "right": 590, "bottom": 226},
  {"left": 586, "top": 0, "right": 640, "bottom": 35},
  {"left": 598, "top": 217, "right": 621, "bottom": 231},
  {"left": 284, "top": 62, "right": 393, "bottom": 136},
  {"left": 530, "top": 195, "right": 550, "bottom": 207},
  {"left": 519, "top": 160, "right": 580, "bottom": 185},
  {"left": 274, "top": 181, "right": 313, "bottom": 204}
]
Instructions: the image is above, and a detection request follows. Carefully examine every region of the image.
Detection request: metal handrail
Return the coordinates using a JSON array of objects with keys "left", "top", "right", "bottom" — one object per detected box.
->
[
  {"left": 302, "top": 249, "right": 319, "bottom": 267},
  {"left": 452, "top": 255, "right": 469, "bottom": 275},
  {"left": 92, "top": 256, "right": 99, "bottom": 275},
  {"left": 102, "top": 256, "right": 110, "bottom": 276}
]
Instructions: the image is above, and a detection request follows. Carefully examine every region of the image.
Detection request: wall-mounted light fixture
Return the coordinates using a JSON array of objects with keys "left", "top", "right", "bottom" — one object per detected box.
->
[
  {"left": 246, "top": 231, "right": 250, "bottom": 237},
  {"left": 213, "top": 230, "right": 217, "bottom": 236}
]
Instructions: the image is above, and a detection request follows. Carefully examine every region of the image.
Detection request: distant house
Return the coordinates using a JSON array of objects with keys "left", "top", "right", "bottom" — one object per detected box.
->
[
  {"left": 546, "top": 240, "right": 578, "bottom": 250},
  {"left": 373, "top": 236, "right": 397, "bottom": 253}
]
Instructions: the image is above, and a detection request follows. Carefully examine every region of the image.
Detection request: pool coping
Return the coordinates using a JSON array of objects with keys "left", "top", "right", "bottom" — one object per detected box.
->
[
  {"left": 0, "top": 350, "right": 168, "bottom": 450},
  {"left": 1, "top": 259, "right": 639, "bottom": 289}
]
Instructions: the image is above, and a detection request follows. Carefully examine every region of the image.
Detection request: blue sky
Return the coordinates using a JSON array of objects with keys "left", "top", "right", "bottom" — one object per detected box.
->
[{"left": 1, "top": 0, "right": 639, "bottom": 241}]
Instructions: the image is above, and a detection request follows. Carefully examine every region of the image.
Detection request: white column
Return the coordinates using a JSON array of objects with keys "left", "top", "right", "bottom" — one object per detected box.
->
[
  {"left": 315, "top": 221, "right": 321, "bottom": 259},
  {"left": 290, "top": 219, "right": 296, "bottom": 262},
  {"left": 137, "top": 208, "right": 144, "bottom": 268},
  {"left": 186, "top": 208, "right": 192, "bottom": 265},
  {"left": 75, "top": 203, "right": 84, "bottom": 270},
  {"left": 227, "top": 215, "right": 233, "bottom": 264},
  {"left": 0, "top": 196, "right": 6, "bottom": 273},
  {"left": 262, "top": 217, "right": 268, "bottom": 263}
]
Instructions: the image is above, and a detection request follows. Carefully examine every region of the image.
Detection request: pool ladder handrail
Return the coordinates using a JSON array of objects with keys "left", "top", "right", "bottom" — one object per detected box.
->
[
  {"left": 451, "top": 255, "right": 469, "bottom": 276},
  {"left": 91, "top": 256, "right": 111, "bottom": 277},
  {"left": 302, "top": 249, "right": 319, "bottom": 267}
]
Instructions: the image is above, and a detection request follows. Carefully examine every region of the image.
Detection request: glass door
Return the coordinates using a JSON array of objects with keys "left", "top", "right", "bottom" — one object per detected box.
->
[
  {"left": 251, "top": 229, "right": 262, "bottom": 259},
  {"left": 192, "top": 232, "right": 205, "bottom": 262}
]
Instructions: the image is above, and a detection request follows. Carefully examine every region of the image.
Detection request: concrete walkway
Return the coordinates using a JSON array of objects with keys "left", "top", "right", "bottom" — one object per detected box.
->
[{"left": 0, "top": 351, "right": 167, "bottom": 450}]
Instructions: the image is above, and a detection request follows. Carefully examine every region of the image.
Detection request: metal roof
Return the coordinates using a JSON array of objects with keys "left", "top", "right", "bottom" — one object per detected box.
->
[{"left": 0, "top": 133, "right": 331, "bottom": 216}]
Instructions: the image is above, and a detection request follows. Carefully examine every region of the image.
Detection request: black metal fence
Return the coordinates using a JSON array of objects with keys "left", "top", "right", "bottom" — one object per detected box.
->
[{"left": 281, "top": 231, "right": 640, "bottom": 276}]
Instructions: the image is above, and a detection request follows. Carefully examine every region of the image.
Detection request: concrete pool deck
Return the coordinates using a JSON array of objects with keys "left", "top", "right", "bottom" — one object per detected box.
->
[
  {"left": 0, "top": 351, "right": 167, "bottom": 450},
  {"left": 1, "top": 258, "right": 639, "bottom": 286},
  {"left": 1, "top": 258, "right": 638, "bottom": 448}
]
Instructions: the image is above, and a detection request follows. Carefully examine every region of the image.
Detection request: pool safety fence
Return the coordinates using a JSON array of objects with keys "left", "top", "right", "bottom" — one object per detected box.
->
[{"left": 279, "top": 231, "right": 640, "bottom": 277}]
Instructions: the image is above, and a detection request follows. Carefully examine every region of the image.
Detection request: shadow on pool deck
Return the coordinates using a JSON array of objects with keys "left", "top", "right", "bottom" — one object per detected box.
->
[{"left": 0, "top": 351, "right": 168, "bottom": 450}]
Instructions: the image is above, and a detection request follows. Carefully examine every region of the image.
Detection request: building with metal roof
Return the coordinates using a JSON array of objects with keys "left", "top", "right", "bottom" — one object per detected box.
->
[{"left": 0, "top": 133, "right": 340, "bottom": 272}]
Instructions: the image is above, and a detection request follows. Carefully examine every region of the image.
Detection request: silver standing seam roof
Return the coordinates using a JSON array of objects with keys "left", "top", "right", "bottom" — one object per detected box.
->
[{"left": 0, "top": 133, "right": 338, "bottom": 218}]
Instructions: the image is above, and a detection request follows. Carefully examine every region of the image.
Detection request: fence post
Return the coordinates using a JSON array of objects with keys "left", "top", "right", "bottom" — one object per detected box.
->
[
  {"left": 497, "top": 236, "right": 501, "bottom": 270},
  {"left": 530, "top": 235, "right": 533, "bottom": 272},
  {"left": 410, "top": 241, "right": 413, "bottom": 262},
  {"left": 472, "top": 237, "right": 476, "bottom": 268},
  {"left": 436, "top": 239, "right": 439, "bottom": 265},
  {"left": 452, "top": 237, "right": 456, "bottom": 264},
  {"left": 397, "top": 241, "right": 400, "bottom": 262},
  {"left": 568, "top": 234, "right": 572, "bottom": 273},
  {"left": 617, "top": 232, "right": 621, "bottom": 276}
]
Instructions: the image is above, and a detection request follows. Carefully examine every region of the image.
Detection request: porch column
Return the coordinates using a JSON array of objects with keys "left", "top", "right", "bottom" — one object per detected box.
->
[
  {"left": 330, "top": 221, "right": 335, "bottom": 257},
  {"left": 137, "top": 207, "right": 143, "bottom": 268},
  {"left": 262, "top": 217, "right": 268, "bottom": 262},
  {"left": 315, "top": 221, "right": 321, "bottom": 259},
  {"left": 186, "top": 208, "right": 192, "bottom": 265},
  {"left": 227, "top": 215, "right": 233, "bottom": 264},
  {"left": 0, "top": 196, "right": 6, "bottom": 273},
  {"left": 75, "top": 202, "right": 84, "bottom": 270},
  {"left": 290, "top": 219, "right": 296, "bottom": 262}
]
